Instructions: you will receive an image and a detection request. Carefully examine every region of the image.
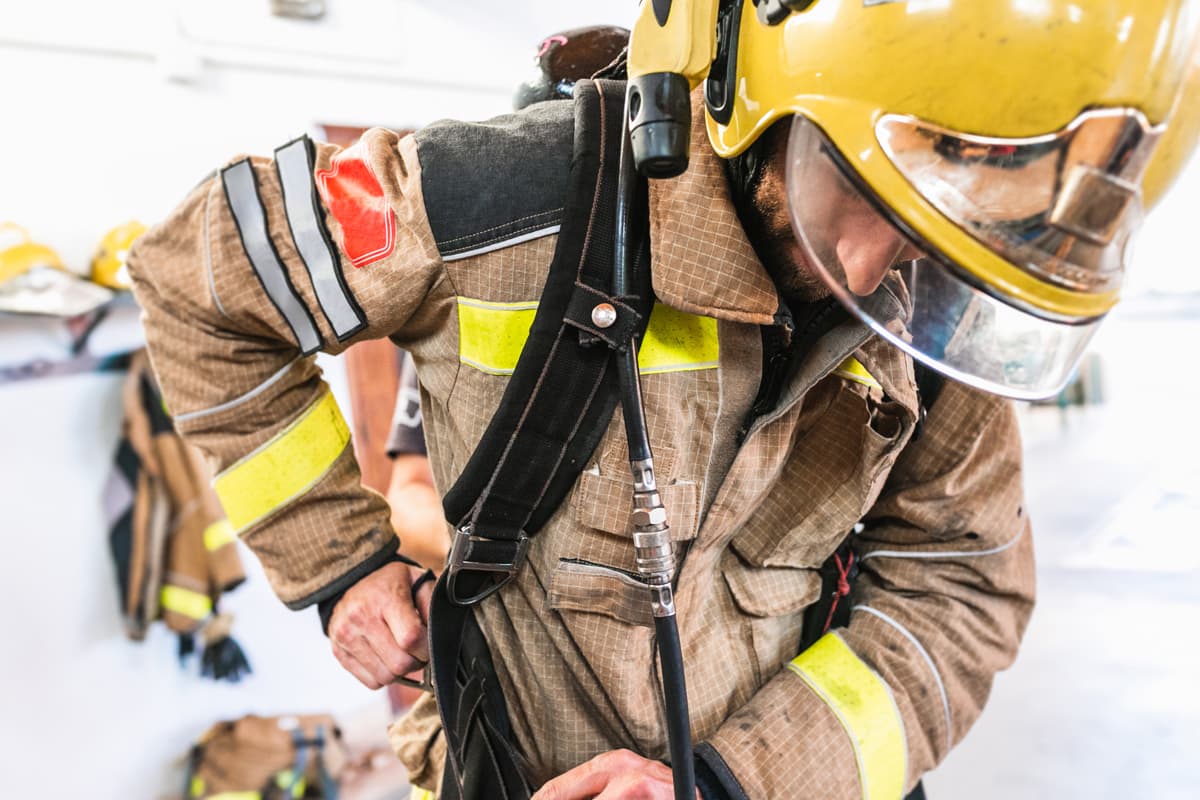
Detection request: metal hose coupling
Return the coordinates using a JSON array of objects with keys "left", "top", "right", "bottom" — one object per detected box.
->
[{"left": 630, "top": 457, "right": 677, "bottom": 617}]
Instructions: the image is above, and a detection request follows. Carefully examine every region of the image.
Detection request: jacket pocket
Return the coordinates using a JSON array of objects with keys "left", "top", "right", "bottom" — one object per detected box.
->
[
  {"left": 547, "top": 558, "right": 654, "bottom": 627},
  {"left": 545, "top": 558, "right": 663, "bottom": 749},
  {"left": 731, "top": 382, "right": 904, "bottom": 569},
  {"left": 722, "top": 552, "right": 821, "bottom": 685},
  {"left": 573, "top": 469, "right": 701, "bottom": 543}
]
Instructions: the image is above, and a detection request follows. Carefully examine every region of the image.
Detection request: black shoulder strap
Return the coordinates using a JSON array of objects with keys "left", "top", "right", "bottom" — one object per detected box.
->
[
  {"left": 439, "top": 79, "right": 651, "bottom": 605},
  {"left": 430, "top": 79, "right": 648, "bottom": 800}
]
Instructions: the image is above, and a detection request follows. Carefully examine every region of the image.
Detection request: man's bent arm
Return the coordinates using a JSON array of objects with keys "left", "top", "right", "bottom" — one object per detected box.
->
[
  {"left": 704, "top": 381, "right": 1035, "bottom": 798},
  {"left": 128, "top": 130, "right": 449, "bottom": 609}
]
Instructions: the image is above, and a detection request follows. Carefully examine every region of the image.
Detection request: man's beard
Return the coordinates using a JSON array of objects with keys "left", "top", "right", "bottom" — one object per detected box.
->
[
  {"left": 747, "top": 175, "right": 831, "bottom": 306},
  {"left": 735, "top": 120, "right": 830, "bottom": 307}
]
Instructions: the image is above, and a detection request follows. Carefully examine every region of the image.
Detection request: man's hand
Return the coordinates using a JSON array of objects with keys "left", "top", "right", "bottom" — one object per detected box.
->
[
  {"left": 327, "top": 561, "right": 434, "bottom": 690},
  {"left": 531, "top": 749, "right": 699, "bottom": 800}
]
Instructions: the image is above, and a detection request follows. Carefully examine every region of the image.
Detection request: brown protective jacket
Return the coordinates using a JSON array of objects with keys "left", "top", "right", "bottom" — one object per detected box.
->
[
  {"left": 115, "top": 350, "right": 244, "bottom": 639},
  {"left": 128, "top": 84, "right": 1034, "bottom": 797}
]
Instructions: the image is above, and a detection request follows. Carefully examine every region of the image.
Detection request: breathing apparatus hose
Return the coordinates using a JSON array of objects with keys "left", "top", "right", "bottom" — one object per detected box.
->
[{"left": 614, "top": 85, "right": 697, "bottom": 800}]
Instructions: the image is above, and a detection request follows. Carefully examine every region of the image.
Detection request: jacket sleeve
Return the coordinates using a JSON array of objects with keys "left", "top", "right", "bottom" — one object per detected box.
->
[
  {"left": 706, "top": 380, "right": 1036, "bottom": 798},
  {"left": 127, "top": 130, "right": 451, "bottom": 609}
]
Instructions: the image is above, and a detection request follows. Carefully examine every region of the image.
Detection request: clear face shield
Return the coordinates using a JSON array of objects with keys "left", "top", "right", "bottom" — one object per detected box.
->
[{"left": 785, "top": 110, "right": 1160, "bottom": 399}]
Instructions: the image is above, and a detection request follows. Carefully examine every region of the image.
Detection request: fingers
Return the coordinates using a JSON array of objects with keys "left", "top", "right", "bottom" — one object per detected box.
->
[
  {"left": 327, "top": 561, "right": 429, "bottom": 690},
  {"left": 533, "top": 750, "right": 651, "bottom": 800},
  {"left": 532, "top": 764, "right": 608, "bottom": 800},
  {"left": 593, "top": 774, "right": 677, "bottom": 800},
  {"left": 382, "top": 584, "right": 429, "bottom": 663},
  {"left": 332, "top": 643, "right": 383, "bottom": 691},
  {"left": 594, "top": 757, "right": 678, "bottom": 800},
  {"left": 364, "top": 612, "right": 425, "bottom": 678}
]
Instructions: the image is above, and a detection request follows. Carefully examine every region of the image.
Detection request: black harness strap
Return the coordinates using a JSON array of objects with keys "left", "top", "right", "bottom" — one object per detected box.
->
[
  {"left": 440, "top": 79, "right": 650, "bottom": 606},
  {"left": 431, "top": 79, "right": 651, "bottom": 800}
]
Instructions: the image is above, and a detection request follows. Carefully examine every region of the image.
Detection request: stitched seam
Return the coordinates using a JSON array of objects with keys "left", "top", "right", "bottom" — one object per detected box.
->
[
  {"left": 174, "top": 357, "right": 301, "bottom": 423},
  {"left": 441, "top": 219, "right": 563, "bottom": 256},
  {"left": 859, "top": 525, "right": 1026, "bottom": 562},
  {"left": 441, "top": 226, "right": 561, "bottom": 263},
  {"left": 853, "top": 604, "right": 952, "bottom": 755},
  {"left": 438, "top": 207, "right": 564, "bottom": 245},
  {"left": 204, "top": 184, "right": 231, "bottom": 321}
]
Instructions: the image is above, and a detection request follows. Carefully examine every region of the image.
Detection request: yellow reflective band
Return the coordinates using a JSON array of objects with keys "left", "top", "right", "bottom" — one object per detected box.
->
[
  {"left": 637, "top": 303, "right": 720, "bottom": 375},
  {"left": 190, "top": 776, "right": 205, "bottom": 798},
  {"left": 788, "top": 633, "right": 907, "bottom": 800},
  {"left": 160, "top": 585, "right": 213, "bottom": 621},
  {"left": 457, "top": 298, "right": 539, "bottom": 375},
  {"left": 456, "top": 298, "right": 719, "bottom": 376},
  {"left": 213, "top": 390, "right": 350, "bottom": 532},
  {"left": 835, "top": 357, "right": 883, "bottom": 392},
  {"left": 203, "top": 519, "right": 237, "bottom": 552},
  {"left": 410, "top": 789, "right": 437, "bottom": 800}
]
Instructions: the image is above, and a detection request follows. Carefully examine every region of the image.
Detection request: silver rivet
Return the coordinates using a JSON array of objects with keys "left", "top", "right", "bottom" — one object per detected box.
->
[{"left": 591, "top": 303, "right": 617, "bottom": 329}]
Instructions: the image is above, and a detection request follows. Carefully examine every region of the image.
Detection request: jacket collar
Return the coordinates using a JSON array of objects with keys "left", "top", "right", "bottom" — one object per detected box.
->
[
  {"left": 644, "top": 99, "right": 919, "bottom": 414},
  {"left": 646, "top": 97, "right": 784, "bottom": 327}
]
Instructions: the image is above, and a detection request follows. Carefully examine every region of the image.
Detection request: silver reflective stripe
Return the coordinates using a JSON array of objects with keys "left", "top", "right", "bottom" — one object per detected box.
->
[
  {"left": 853, "top": 604, "right": 953, "bottom": 754},
  {"left": 275, "top": 137, "right": 365, "bottom": 340},
  {"left": 221, "top": 159, "right": 322, "bottom": 354}
]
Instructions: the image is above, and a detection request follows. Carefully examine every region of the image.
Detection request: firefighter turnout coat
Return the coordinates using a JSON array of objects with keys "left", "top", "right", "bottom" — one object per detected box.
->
[{"left": 128, "top": 85, "right": 1034, "bottom": 798}]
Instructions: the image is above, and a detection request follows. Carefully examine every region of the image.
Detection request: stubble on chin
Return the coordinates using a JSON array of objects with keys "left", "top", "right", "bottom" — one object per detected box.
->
[
  {"left": 744, "top": 126, "right": 830, "bottom": 307},
  {"left": 750, "top": 173, "right": 830, "bottom": 305}
]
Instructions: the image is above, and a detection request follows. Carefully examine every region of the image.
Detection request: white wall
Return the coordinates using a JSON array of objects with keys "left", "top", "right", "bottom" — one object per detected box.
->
[{"left": 0, "top": 2, "right": 633, "bottom": 797}]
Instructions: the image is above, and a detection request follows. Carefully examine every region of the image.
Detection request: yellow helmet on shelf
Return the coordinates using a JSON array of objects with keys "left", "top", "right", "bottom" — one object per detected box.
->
[
  {"left": 0, "top": 223, "right": 112, "bottom": 316},
  {"left": 628, "top": 0, "right": 1200, "bottom": 399},
  {"left": 91, "top": 221, "right": 148, "bottom": 291}
]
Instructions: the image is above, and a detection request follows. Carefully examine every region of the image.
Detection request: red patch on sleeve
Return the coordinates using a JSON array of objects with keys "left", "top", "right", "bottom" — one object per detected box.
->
[{"left": 315, "top": 142, "right": 396, "bottom": 268}]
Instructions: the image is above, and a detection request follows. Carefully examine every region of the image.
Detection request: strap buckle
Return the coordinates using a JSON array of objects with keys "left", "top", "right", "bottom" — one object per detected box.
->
[
  {"left": 446, "top": 523, "right": 529, "bottom": 606},
  {"left": 395, "top": 666, "right": 433, "bottom": 693}
]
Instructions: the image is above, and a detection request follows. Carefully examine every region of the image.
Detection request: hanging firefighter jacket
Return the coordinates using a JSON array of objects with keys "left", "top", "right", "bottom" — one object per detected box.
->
[{"left": 104, "top": 349, "right": 251, "bottom": 681}]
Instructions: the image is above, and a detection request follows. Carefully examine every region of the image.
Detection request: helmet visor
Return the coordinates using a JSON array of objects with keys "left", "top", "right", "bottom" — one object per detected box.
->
[
  {"left": 876, "top": 109, "right": 1157, "bottom": 301},
  {"left": 785, "top": 115, "right": 1103, "bottom": 400}
]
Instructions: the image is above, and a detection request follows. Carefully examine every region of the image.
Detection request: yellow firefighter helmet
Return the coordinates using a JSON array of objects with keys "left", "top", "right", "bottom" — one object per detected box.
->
[
  {"left": 627, "top": 0, "right": 1200, "bottom": 398},
  {"left": 0, "top": 223, "right": 112, "bottom": 316},
  {"left": 91, "top": 221, "right": 148, "bottom": 291}
]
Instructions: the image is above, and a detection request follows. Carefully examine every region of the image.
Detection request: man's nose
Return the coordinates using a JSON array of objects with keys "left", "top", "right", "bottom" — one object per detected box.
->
[{"left": 835, "top": 220, "right": 919, "bottom": 296}]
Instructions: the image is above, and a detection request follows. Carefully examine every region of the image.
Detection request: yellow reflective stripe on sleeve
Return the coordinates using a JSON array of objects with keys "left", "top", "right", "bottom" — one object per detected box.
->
[
  {"left": 213, "top": 390, "right": 350, "bottom": 532},
  {"left": 456, "top": 298, "right": 719, "bottom": 376},
  {"left": 835, "top": 356, "right": 883, "bottom": 391},
  {"left": 788, "top": 633, "right": 907, "bottom": 800},
  {"left": 410, "top": 788, "right": 437, "bottom": 800},
  {"left": 160, "top": 585, "right": 213, "bottom": 621},
  {"left": 203, "top": 519, "right": 237, "bottom": 552},
  {"left": 457, "top": 298, "right": 539, "bottom": 375}
]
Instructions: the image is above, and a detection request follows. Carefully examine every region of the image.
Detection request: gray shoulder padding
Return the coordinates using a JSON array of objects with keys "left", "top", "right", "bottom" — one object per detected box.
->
[{"left": 414, "top": 100, "right": 575, "bottom": 261}]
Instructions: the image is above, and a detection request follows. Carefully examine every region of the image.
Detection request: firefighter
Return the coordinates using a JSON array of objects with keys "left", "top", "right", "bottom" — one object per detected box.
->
[{"left": 127, "top": 2, "right": 1199, "bottom": 797}]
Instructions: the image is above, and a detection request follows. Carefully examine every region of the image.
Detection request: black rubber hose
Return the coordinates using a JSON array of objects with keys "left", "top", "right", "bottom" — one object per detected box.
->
[
  {"left": 656, "top": 614, "right": 697, "bottom": 800},
  {"left": 614, "top": 81, "right": 696, "bottom": 800},
  {"left": 614, "top": 85, "right": 653, "bottom": 464}
]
